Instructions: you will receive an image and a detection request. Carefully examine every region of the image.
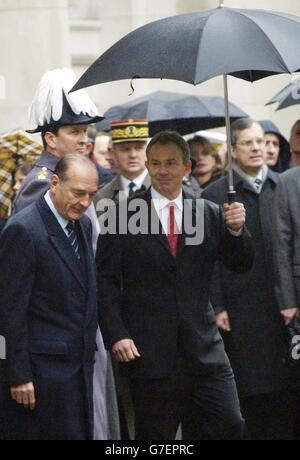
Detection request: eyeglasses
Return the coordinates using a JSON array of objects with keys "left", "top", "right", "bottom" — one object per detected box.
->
[{"left": 234, "top": 139, "right": 266, "bottom": 149}]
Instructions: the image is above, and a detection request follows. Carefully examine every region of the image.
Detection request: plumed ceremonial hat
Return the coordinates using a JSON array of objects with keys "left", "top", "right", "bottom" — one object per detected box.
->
[{"left": 27, "top": 68, "right": 103, "bottom": 133}]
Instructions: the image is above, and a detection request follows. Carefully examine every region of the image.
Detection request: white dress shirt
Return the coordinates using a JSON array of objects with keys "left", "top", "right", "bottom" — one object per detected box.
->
[
  {"left": 151, "top": 187, "right": 242, "bottom": 237},
  {"left": 151, "top": 187, "right": 183, "bottom": 234},
  {"left": 246, "top": 166, "right": 266, "bottom": 194},
  {"left": 44, "top": 190, "right": 69, "bottom": 235},
  {"left": 120, "top": 169, "right": 148, "bottom": 197},
  {"left": 44, "top": 191, "right": 100, "bottom": 254}
]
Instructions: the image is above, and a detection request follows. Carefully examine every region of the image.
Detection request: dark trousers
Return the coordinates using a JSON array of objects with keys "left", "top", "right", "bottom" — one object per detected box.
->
[
  {"left": 129, "top": 361, "right": 245, "bottom": 440},
  {"left": 240, "top": 390, "right": 297, "bottom": 440},
  {"left": 0, "top": 369, "right": 90, "bottom": 440}
]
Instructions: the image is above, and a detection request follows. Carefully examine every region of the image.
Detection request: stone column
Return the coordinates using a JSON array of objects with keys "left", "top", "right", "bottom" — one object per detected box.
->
[{"left": 0, "top": 0, "right": 70, "bottom": 133}]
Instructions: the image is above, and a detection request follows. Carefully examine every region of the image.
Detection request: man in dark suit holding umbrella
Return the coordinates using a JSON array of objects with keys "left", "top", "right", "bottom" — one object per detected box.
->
[
  {"left": 0, "top": 154, "right": 99, "bottom": 440},
  {"left": 97, "top": 131, "right": 253, "bottom": 440}
]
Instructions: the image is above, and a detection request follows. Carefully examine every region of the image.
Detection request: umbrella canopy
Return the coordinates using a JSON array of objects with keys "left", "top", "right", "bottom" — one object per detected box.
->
[
  {"left": 71, "top": 4, "right": 300, "bottom": 197},
  {"left": 0, "top": 130, "right": 43, "bottom": 165},
  {"left": 266, "top": 77, "right": 300, "bottom": 111},
  {"left": 96, "top": 91, "right": 248, "bottom": 136},
  {"left": 72, "top": 6, "right": 300, "bottom": 92},
  {"left": 0, "top": 130, "right": 42, "bottom": 219}
]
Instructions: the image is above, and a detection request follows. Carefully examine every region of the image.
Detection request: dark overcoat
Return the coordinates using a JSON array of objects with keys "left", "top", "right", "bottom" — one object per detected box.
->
[
  {"left": 97, "top": 189, "right": 253, "bottom": 380},
  {"left": 202, "top": 170, "right": 290, "bottom": 398},
  {"left": 0, "top": 197, "right": 98, "bottom": 440}
]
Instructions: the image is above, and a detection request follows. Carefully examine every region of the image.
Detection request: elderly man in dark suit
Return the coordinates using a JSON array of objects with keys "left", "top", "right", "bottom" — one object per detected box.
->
[
  {"left": 202, "top": 118, "right": 295, "bottom": 440},
  {"left": 10, "top": 69, "right": 118, "bottom": 440},
  {"left": 97, "top": 131, "right": 253, "bottom": 440},
  {"left": 0, "top": 154, "right": 99, "bottom": 440}
]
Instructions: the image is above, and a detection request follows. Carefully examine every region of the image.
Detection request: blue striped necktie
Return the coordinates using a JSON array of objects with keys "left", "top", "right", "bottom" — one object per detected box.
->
[{"left": 66, "top": 221, "right": 81, "bottom": 260}]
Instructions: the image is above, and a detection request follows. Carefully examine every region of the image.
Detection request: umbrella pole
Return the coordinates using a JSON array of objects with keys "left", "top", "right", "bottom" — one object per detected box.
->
[{"left": 223, "top": 74, "right": 236, "bottom": 204}]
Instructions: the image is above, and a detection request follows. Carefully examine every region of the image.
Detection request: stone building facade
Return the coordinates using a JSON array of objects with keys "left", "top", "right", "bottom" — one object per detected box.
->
[{"left": 0, "top": 0, "right": 300, "bottom": 136}]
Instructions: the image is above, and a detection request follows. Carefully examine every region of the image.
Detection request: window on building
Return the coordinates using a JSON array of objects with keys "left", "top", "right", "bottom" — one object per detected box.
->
[{"left": 68, "top": 0, "right": 101, "bottom": 20}]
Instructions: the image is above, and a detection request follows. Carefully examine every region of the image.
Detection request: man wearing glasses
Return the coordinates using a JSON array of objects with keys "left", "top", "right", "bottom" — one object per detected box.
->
[{"left": 202, "top": 118, "right": 294, "bottom": 439}]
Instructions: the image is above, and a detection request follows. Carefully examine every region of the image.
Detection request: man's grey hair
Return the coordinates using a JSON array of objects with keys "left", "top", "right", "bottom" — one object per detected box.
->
[{"left": 54, "top": 153, "right": 97, "bottom": 182}]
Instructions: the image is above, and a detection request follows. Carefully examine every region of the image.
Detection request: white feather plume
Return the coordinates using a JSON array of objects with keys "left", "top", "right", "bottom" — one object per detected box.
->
[{"left": 29, "top": 68, "right": 99, "bottom": 127}]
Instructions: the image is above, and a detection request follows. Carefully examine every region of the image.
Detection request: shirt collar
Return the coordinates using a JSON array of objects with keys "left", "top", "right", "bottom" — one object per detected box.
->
[
  {"left": 120, "top": 169, "right": 148, "bottom": 191},
  {"left": 44, "top": 190, "right": 69, "bottom": 231},
  {"left": 233, "top": 163, "right": 268, "bottom": 186},
  {"left": 151, "top": 187, "right": 183, "bottom": 211}
]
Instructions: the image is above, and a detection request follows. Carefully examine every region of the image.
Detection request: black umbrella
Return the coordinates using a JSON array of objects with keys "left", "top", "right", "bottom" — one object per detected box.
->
[
  {"left": 96, "top": 91, "right": 248, "bottom": 136},
  {"left": 266, "top": 77, "right": 300, "bottom": 111},
  {"left": 71, "top": 2, "right": 300, "bottom": 199}
]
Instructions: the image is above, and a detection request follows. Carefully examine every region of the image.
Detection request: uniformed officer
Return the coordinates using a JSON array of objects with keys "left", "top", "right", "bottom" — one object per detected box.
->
[
  {"left": 10, "top": 68, "right": 120, "bottom": 440},
  {"left": 94, "top": 119, "right": 151, "bottom": 218},
  {"left": 13, "top": 68, "right": 103, "bottom": 214}
]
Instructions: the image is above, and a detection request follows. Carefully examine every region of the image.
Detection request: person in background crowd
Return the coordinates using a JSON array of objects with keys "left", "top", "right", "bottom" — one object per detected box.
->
[
  {"left": 273, "top": 164, "right": 300, "bottom": 439},
  {"left": 86, "top": 127, "right": 114, "bottom": 187},
  {"left": 259, "top": 120, "right": 290, "bottom": 172},
  {"left": 0, "top": 163, "right": 33, "bottom": 232},
  {"left": 94, "top": 132, "right": 114, "bottom": 169},
  {"left": 94, "top": 118, "right": 151, "bottom": 439},
  {"left": 202, "top": 118, "right": 296, "bottom": 440},
  {"left": 94, "top": 119, "right": 151, "bottom": 217},
  {"left": 12, "top": 163, "right": 33, "bottom": 199},
  {"left": 188, "top": 135, "right": 224, "bottom": 189},
  {"left": 289, "top": 119, "right": 300, "bottom": 167}
]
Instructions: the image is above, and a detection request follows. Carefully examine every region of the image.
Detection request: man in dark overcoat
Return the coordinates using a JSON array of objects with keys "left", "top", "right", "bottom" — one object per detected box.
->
[
  {"left": 202, "top": 118, "right": 295, "bottom": 440},
  {"left": 0, "top": 155, "right": 99, "bottom": 440},
  {"left": 273, "top": 165, "right": 300, "bottom": 438}
]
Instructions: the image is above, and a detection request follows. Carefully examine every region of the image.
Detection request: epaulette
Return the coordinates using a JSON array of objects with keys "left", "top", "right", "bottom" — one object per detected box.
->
[{"left": 37, "top": 167, "right": 48, "bottom": 180}]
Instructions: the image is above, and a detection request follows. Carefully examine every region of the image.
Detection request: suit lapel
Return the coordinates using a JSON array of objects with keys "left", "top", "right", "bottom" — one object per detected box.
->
[
  {"left": 36, "top": 197, "right": 87, "bottom": 293},
  {"left": 77, "top": 220, "right": 96, "bottom": 322},
  {"left": 111, "top": 176, "right": 124, "bottom": 202}
]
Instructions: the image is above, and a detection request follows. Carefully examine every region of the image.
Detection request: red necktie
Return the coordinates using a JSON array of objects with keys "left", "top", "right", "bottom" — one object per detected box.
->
[{"left": 167, "top": 204, "right": 178, "bottom": 257}]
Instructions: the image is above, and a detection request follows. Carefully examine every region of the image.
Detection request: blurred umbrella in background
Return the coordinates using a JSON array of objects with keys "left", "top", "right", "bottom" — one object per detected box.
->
[
  {"left": 266, "top": 76, "right": 300, "bottom": 111},
  {"left": 96, "top": 91, "right": 248, "bottom": 136},
  {"left": 0, "top": 130, "right": 42, "bottom": 219}
]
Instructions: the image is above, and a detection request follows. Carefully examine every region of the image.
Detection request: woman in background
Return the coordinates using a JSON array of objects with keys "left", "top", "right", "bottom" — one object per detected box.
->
[
  {"left": 0, "top": 163, "right": 33, "bottom": 233},
  {"left": 188, "top": 135, "right": 224, "bottom": 188}
]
